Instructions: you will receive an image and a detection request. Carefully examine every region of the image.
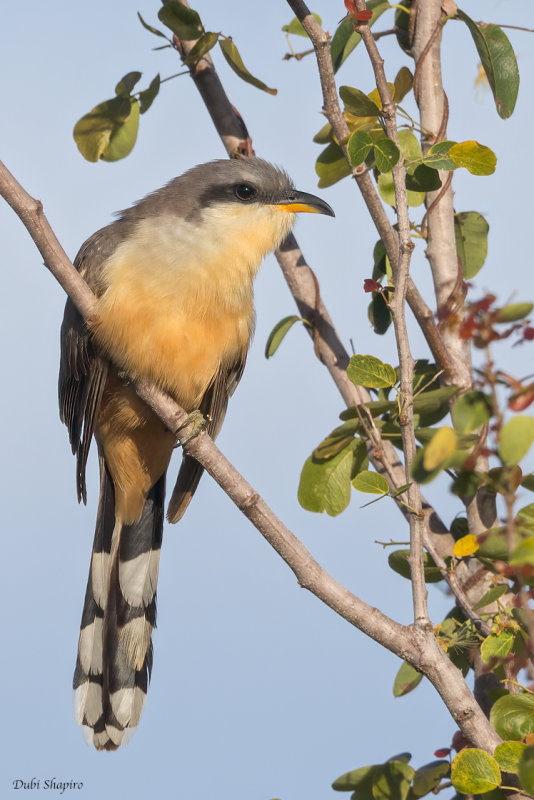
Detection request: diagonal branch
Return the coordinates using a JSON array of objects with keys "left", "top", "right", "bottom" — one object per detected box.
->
[{"left": 0, "top": 157, "right": 409, "bottom": 658}]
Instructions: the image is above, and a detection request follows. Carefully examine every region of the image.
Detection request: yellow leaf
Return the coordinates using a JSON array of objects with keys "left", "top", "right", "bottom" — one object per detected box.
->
[
  {"left": 423, "top": 426, "right": 458, "bottom": 471},
  {"left": 368, "top": 83, "right": 395, "bottom": 110},
  {"left": 453, "top": 534, "right": 480, "bottom": 558}
]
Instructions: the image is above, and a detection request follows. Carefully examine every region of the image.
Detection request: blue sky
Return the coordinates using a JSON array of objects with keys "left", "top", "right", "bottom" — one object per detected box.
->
[{"left": 1, "top": 1, "right": 533, "bottom": 798}]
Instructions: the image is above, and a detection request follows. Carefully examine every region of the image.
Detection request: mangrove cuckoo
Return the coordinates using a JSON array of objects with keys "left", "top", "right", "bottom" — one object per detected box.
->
[{"left": 59, "top": 158, "right": 334, "bottom": 750}]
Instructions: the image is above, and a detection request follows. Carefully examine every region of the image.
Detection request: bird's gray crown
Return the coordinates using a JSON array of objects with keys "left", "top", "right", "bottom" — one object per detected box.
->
[{"left": 121, "top": 158, "right": 295, "bottom": 224}]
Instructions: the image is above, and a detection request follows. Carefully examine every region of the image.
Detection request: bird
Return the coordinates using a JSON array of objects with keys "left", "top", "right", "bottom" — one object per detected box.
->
[{"left": 58, "top": 157, "right": 334, "bottom": 751}]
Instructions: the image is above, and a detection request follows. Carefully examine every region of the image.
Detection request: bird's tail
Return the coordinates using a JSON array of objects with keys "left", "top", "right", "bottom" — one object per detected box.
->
[{"left": 73, "top": 457, "right": 164, "bottom": 750}]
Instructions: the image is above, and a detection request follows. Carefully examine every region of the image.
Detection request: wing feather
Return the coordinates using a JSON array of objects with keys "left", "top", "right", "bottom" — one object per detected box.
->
[{"left": 166, "top": 353, "right": 247, "bottom": 523}]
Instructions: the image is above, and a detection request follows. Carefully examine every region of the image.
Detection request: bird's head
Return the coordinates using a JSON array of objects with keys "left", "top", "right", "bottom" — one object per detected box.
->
[
  {"left": 177, "top": 157, "right": 335, "bottom": 255},
  {"left": 121, "top": 158, "right": 334, "bottom": 279}
]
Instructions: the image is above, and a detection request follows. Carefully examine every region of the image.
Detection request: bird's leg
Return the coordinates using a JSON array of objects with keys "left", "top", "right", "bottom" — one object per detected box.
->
[{"left": 175, "top": 410, "right": 208, "bottom": 448}]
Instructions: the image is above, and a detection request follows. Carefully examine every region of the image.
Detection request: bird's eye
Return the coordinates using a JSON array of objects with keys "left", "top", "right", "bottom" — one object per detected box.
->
[{"left": 234, "top": 183, "right": 257, "bottom": 201}]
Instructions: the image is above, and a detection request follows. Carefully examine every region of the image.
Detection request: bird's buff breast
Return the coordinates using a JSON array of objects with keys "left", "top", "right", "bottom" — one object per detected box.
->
[{"left": 89, "top": 209, "right": 287, "bottom": 410}]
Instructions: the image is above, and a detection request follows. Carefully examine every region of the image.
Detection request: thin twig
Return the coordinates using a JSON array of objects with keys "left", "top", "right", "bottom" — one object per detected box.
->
[{"left": 350, "top": 2, "right": 428, "bottom": 627}]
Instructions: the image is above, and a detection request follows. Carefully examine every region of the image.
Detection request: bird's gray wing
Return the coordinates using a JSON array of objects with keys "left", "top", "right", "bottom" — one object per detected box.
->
[
  {"left": 166, "top": 353, "right": 247, "bottom": 523},
  {"left": 58, "top": 227, "right": 122, "bottom": 503}
]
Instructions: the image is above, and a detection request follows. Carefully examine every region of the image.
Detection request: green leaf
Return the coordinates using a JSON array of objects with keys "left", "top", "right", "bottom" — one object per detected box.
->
[
  {"left": 451, "top": 749, "right": 501, "bottom": 795},
  {"left": 519, "top": 746, "right": 534, "bottom": 795},
  {"left": 378, "top": 171, "right": 422, "bottom": 208},
  {"left": 339, "top": 86, "right": 380, "bottom": 117},
  {"left": 372, "top": 762, "right": 414, "bottom": 800},
  {"left": 137, "top": 11, "right": 168, "bottom": 39},
  {"left": 158, "top": 1, "right": 204, "bottom": 39},
  {"left": 498, "top": 415, "right": 534, "bottom": 465},
  {"left": 101, "top": 99, "right": 139, "bottom": 162},
  {"left": 516, "top": 503, "right": 534, "bottom": 530},
  {"left": 451, "top": 517, "right": 468, "bottom": 540},
  {"left": 379, "top": 129, "right": 425, "bottom": 207},
  {"left": 494, "top": 741, "right": 526, "bottom": 774},
  {"left": 522, "top": 474, "right": 534, "bottom": 492},
  {"left": 393, "top": 661, "right": 423, "bottom": 698},
  {"left": 404, "top": 164, "right": 442, "bottom": 192},
  {"left": 352, "top": 439, "right": 369, "bottom": 478},
  {"left": 486, "top": 465, "right": 523, "bottom": 495},
  {"left": 511, "top": 539, "right": 534, "bottom": 568},
  {"left": 347, "top": 354, "right": 397, "bottom": 388},
  {"left": 423, "top": 140, "right": 458, "bottom": 171},
  {"left": 315, "top": 142, "right": 351, "bottom": 188},
  {"left": 298, "top": 443, "right": 355, "bottom": 516},
  {"left": 454, "top": 211, "right": 489, "bottom": 279},
  {"left": 352, "top": 470, "right": 389, "bottom": 495},
  {"left": 138, "top": 74, "right": 161, "bottom": 113},
  {"left": 456, "top": 11, "right": 519, "bottom": 119},
  {"left": 265, "top": 315, "right": 302, "bottom": 358},
  {"left": 330, "top": 0, "right": 389, "bottom": 73},
  {"left": 451, "top": 390, "right": 492, "bottom": 434},
  {"left": 472, "top": 584, "right": 509, "bottom": 611},
  {"left": 449, "top": 140, "right": 497, "bottom": 176},
  {"left": 490, "top": 693, "right": 534, "bottom": 740},
  {"left": 368, "top": 292, "right": 392, "bottom": 336},
  {"left": 414, "top": 386, "right": 459, "bottom": 427},
  {"left": 481, "top": 630, "right": 514, "bottom": 664},
  {"left": 372, "top": 238, "right": 391, "bottom": 281},
  {"left": 183, "top": 31, "right": 219, "bottom": 64},
  {"left": 393, "top": 66, "right": 413, "bottom": 103},
  {"left": 219, "top": 38, "right": 277, "bottom": 95},
  {"left": 115, "top": 71, "right": 142, "bottom": 97},
  {"left": 282, "top": 13, "right": 321, "bottom": 37},
  {"left": 374, "top": 138, "right": 400, "bottom": 173},
  {"left": 388, "top": 550, "right": 444, "bottom": 583},
  {"left": 314, "top": 433, "right": 355, "bottom": 462},
  {"left": 313, "top": 121, "right": 333, "bottom": 144},
  {"left": 496, "top": 303, "right": 534, "bottom": 323},
  {"left": 73, "top": 96, "right": 135, "bottom": 162},
  {"left": 394, "top": 1, "right": 411, "bottom": 54},
  {"left": 347, "top": 130, "right": 373, "bottom": 167},
  {"left": 411, "top": 761, "right": 450, "bottom": 798},
  {"left": 387, "top": 754, "right": 412, "bottom": 765},
  {"left": 332, "top": 764, "right": 376, "bottom": 793},
  {"left": 477, "top": 526, "right": 508, "bottom": 561}
]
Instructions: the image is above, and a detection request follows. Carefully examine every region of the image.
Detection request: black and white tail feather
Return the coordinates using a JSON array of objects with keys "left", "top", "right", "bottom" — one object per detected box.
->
[{"left": 73, "top": 453, "right": 164, "bottom": 751}]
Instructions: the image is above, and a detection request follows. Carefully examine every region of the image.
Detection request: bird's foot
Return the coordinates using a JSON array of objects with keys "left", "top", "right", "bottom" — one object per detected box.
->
[{"left": 176, "top": 410, "right": 207, "bottom": 448}]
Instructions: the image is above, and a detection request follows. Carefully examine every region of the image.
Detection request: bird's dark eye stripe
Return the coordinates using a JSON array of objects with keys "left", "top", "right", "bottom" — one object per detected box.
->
[{"left": 234, "top": 183, "right": 257, "bottom": 201}]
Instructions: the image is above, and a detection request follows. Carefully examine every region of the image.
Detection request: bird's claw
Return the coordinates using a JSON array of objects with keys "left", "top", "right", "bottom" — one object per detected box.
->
[{"left": 176, "top": 410, "right": 207, "bottom": 448}]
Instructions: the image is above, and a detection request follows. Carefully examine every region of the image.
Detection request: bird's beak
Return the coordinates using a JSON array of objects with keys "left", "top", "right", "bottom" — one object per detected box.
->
[{"left": 276, "top": 190, "right": 335, "bottom": 217}]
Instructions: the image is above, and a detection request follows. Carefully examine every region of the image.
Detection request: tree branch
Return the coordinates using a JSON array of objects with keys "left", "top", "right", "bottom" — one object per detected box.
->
[{"left": 411, "top": 3, "right": 472, "bottom": 391}]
